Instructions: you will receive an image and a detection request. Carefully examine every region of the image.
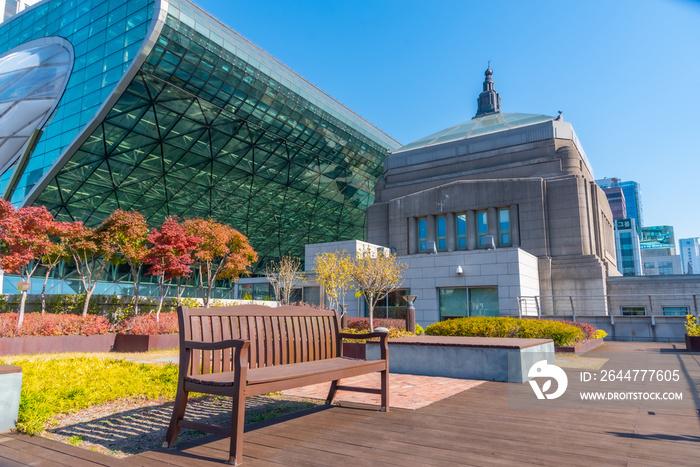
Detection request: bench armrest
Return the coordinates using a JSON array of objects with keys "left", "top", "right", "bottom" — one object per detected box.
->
[
  {"left": 338, "top": 332, "right": 388, "bottom": 341},
  {"left": 338, "top": 332, "right": 389, "bottom": 361},
  {"left": 179, "top": 339, "right": 251, "bottom": 380},
  {"left": 183, "top": 339, "right": 249, "bottom": 351}
]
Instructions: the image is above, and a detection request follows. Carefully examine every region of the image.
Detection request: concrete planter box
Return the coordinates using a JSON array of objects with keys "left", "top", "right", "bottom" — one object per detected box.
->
[
  {"left": 113, "top": 334, "right": 179, "bottom": 352},
  {"left": 0, "top": 334, "right": 116, "bottom": 356},
  {"left": 555, "top": 338, "right": 604, "bottom": 355},
  {"left": 342, "top": 342, "right": 366, "bottom": 359},
  {"left": 685, "top": 334, "right": 700, "bottom": 353},
  {"left": 367, "top": 336, "right": 554, "bottom": 383},
  {"left": 0, "top": 365, "right": 22, "bottom": 433}
]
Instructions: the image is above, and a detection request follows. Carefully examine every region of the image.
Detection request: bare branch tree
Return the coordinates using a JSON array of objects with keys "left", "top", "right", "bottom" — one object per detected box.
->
[{"left": 265, "top": 256, "right": 304, "bottom": 305}]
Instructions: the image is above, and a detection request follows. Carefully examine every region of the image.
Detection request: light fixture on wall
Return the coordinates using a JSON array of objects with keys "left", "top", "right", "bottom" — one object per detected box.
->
[{"left": 456, "top": 265, "right": 463, "bottom": 276}]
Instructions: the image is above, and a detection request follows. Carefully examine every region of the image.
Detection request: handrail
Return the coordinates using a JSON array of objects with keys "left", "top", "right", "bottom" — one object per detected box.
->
[{"left": 517, "top": 293, "right": 699, "bottom": 318}]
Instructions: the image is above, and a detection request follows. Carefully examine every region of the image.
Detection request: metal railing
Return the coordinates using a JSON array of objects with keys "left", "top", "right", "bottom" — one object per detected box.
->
[{"left": 517, "top": 294, "right": 699, "bottom": 322}]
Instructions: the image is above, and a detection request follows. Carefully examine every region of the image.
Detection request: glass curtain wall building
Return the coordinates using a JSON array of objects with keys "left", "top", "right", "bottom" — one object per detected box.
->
[
  {"left": 596, "top": 178, "right": 643, "bottom": 228},
  {"left": 0, "top": 0, "right": 400, "bottom": 294}
]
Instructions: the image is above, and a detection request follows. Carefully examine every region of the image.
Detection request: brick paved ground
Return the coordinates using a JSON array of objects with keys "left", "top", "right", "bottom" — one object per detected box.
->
[{"left": 282, "top": 373, "right": 485, "bottom": 409}]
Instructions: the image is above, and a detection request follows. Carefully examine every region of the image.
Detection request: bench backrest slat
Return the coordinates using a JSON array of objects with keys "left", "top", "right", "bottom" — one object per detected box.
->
[{"left": 178, "top": 305, "right": 340, "bottom": 376}]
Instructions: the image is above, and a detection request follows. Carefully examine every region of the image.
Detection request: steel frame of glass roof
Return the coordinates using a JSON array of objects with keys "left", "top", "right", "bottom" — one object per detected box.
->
[{"left": 0, "top": 0, "right": 400, "bottom": 272}]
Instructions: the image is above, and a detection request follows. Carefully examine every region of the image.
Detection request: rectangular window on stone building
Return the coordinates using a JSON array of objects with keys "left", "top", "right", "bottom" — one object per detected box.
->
[
  {"left": 373, "top": 289, "right": 411, "bottom": 319},
  {"left": 439, "top": 288, "right": 468, "bottom": 319},
  {"left": 621, "top": 306, "right": 646, "bottom": 316},
  {"left": 418, "top": 217, "right": 427, "bottom": 252},
  {"left": 436, "top": 215, "right": 447, "bottom": 251},
  {"left": 476, "top": 210, "right": 488, "bottom": 248},
  {"left": 456, "top": 213, "right": 467, "bottom": 249},
  {"left": 469, "top": 288, "right": 499, "bottom": 316},
  {"left": 438, "top": 287, "right": 499, "bottom": 320},
  {"left": 662, "top": 306, "right": 688, "bottom": 316},
  {"left": 498, "top": 208, "right": 511, "bottom": 247},
  {"left": 658, "top": 261, "right": 674, "bottom": 275}
]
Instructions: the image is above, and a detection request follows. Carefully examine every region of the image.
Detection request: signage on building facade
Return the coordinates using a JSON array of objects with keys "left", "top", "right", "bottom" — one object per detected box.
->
[
  {"left": 640, "top": 225, "right": 675, "bottom": 249},
  {"left": 616, "top": 219, "right": 632, "bottom": 230}
]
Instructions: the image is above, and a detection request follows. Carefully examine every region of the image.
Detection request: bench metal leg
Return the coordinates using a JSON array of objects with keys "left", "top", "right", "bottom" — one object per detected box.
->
[
  {"left": 164, "top": 389, "right": 189, "bottom": 447},
  {"left": 381, "top": 368, "right": 389, "bottom": 412},
  {"left": 325, "top": 380, "right": 339, "bottom": 405}
]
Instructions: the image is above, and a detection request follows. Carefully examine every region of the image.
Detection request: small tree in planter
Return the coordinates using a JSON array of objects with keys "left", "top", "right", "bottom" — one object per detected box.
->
[
  {"left": 97, "top": 210, "right": 149, "bottom": 315},
  {"left": 314, "top": 250, "right": 353, "bottom": 312},
  {"left": 266, "top": 255, "right": 304, "bottom": 305},
  {"left": 183, "top": 218, "right": 257, "bottom": 308},
  {"left": 349, "top": 246, "right": 407, "bottom": 331},
  {"left": 0, "top": 200, "right": 55, "bottom": 328},
  {"left": 144, "top": 217, "right": 201, "bottom": 319}
]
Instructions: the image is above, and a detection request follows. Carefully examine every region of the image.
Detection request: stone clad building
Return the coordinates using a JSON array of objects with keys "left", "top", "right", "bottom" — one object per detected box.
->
[{"left": 365, "top": 67, "right": 618, "bottom": 323}]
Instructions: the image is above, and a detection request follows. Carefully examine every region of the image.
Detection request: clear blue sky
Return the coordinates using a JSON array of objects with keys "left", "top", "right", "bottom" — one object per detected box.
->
[{"left": 194, "top": 0, "right": 700, "bottom": 244}]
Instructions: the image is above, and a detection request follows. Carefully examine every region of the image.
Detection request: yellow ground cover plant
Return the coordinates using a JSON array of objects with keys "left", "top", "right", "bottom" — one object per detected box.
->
[{"left": 1, "top": 356, "right": 179, "bottom": 435}]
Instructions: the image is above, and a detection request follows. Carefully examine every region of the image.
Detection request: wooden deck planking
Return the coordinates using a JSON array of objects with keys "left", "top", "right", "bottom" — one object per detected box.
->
[
  {"left": 0, "top": 435, "right": 123, "bottom": 466},
  {"left": 274, "top": 403, "right": 629, "bottom": 467}
]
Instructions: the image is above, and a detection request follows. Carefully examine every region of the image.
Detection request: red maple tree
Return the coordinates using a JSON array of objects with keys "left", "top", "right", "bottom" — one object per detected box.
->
[
  {"left": 39, "top": 220, "right": 71, "bottom": 313},
  {"left": 97, "top": 210, "right": 149, "bottom": 314},
  {"left": 0, "top": 199, "right": 55, "bottom": 328},
  {"left": 144, "top": 217, "right": 201, "bottom": 319},
  {"left": 59, "top": 221, "right": 114, "bottom": 317},
  {"left": 183, "top": 218, "right": 257, "bottom": 307}
]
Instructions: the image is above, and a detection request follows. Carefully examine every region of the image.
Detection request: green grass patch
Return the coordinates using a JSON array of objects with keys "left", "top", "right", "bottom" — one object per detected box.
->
[{"left": 0, "top": 357, "right": 179, "bottom": 435}]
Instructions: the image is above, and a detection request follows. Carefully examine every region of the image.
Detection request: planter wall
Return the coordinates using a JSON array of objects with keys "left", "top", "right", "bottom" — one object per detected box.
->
[
  {"left": 555, "top": 338, "right": 604, "bottom": 354},
  {"left": 0, "top": 333, "right": 180, "bottom": 356},
  {"left": 113, "top": 334, "right": 179, "bottom": 352},
  {"left": 342, "top": 342, "right": 366, "bottom": 359},
  {"left": 0, "top": 334, "right": 116, "bottom": 356},
  {"left": 685, "top": 334, "right": 700, "bottom": 352},
  {"left": 0, "top": 365, "right": 22, "bottom": 433}
]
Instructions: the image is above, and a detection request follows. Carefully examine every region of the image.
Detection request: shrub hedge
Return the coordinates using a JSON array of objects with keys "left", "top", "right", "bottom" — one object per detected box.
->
[
  {"left": 425, "top": 317, "right": 585, "bottom": 346},
  {"left": 560, "top": 320, "right": 597, "bottom": 340},
  {"left": 113, "top": 312, "right": 178, "bottom": 335},
  {"left": 0, "top": 312, "right": 178, "bottom": 337},
  {"left": 0, "top": 313, "right": 111, "bottom": 337}
]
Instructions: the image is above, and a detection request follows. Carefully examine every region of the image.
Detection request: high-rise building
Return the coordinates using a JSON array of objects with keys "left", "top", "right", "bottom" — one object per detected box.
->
[
  {"left": 596, "top": 177, "right": 643, "bottom": 227},
  {"left": 0, "top": 0, "right": 400, "bottom": 289},
  {"left": 614, "top": 218, "right": 642, "bottom": 276},
  {"left": 0, "top": 0, "right": 40, "bottom": 23},
  {"left": 602, "top": 186, "right": 626, "bottom": 220},
  {"left": 640, "top": 225, "right": 683, "bottom": 275},
  {"left": 640, "top": 225, "right": 676, "bottom": 255},
  {"left": 679, "top": 238, "right": 700, "bottom": 274}
]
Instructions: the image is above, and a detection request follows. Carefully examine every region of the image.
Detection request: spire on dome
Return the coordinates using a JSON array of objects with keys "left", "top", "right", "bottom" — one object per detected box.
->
[{"left": 474, "top": 63, "right": 501, "bottom": 118}]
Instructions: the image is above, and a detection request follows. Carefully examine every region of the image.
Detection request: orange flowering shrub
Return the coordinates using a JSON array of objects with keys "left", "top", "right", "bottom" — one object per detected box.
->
[
  {"left": 113, "top": 312, "right": 178, "bottom": 335},
  {"left": 0, "top": 313, "right": 110, "bottom": 337},
  {"left": 425, "top": 316, "right": 584, "bottom": 346}
]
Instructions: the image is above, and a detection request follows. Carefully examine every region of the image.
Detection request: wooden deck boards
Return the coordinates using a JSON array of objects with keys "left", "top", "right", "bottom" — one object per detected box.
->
[{"left": 2, "top": 342, "right": 698, "bottom": 466}]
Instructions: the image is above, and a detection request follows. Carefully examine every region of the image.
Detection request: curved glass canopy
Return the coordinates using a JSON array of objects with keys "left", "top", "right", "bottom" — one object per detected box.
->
[{"left": 0, "top": 39, "right": 73, "bottom": 186}]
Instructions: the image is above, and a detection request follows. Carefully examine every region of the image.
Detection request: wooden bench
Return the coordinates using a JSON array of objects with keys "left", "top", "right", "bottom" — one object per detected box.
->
[{"left": 164, "top": 304, "right": 389, "bottom": 465}]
